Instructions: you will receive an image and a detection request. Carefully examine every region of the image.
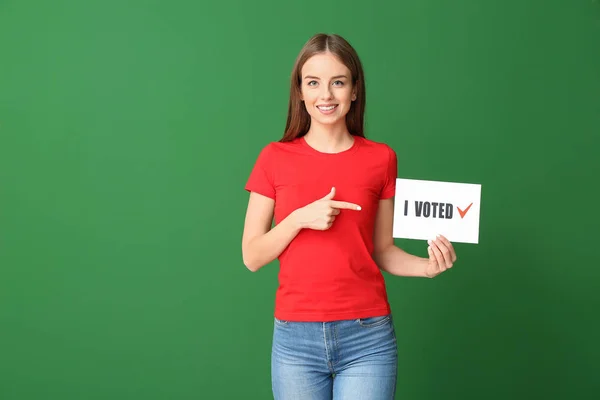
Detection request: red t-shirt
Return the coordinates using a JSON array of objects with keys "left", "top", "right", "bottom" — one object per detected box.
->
[{"left": 245, "top": 135, "right": 397, "bottom": 322}]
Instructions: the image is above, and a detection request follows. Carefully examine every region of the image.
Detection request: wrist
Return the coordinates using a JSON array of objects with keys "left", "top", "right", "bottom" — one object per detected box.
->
[
  {"left": 421, "top": 257, "right": 434, "bottom": 278},
  {"left": 288, "top": 209, "right": 304, "bottom": 231}
]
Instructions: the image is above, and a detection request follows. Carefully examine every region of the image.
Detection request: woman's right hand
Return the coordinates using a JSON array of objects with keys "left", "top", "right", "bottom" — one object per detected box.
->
[{"left": 292, "top": 187, "right": 362, "bottom": 231}]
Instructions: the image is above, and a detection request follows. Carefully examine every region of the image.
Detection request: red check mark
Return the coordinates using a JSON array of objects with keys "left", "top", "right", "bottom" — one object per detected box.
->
[{"left": 457, "top": 202, "right": 473, "bottom": 219}]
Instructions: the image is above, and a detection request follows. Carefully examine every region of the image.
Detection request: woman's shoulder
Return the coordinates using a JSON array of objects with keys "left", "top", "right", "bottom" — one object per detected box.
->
[
  {"left": 256, "top": 137, "right": 308, "bottom": 156},
  {"left": 250, "top": 138, "right": 305, "bottom": 165},
  {"left": 355, "top": 136, "right": 396, "bottom": 157}
]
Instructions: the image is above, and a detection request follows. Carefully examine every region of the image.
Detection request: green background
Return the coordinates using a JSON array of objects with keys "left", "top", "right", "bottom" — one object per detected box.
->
[{"left": 1, "top": 0, "right": 599, "bottom": 399}]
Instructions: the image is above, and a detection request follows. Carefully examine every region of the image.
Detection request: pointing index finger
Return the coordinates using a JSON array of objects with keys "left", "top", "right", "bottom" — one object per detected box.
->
[{"left": 330, "top": 200, "right": 362, "bottom": 211}]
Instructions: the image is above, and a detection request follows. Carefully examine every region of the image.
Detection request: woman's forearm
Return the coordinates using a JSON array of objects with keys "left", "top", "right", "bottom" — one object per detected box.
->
[
  {"left": 372, "top": 244, "right": 430, "bottom": 277},
  {"left": 243, "top": 212, "right": 302, "bottom": 272}
]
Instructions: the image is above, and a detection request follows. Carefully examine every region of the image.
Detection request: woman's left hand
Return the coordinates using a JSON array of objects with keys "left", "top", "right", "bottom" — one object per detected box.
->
[{"left": 425, "top": 234, "right": 457, "bottom": 278}]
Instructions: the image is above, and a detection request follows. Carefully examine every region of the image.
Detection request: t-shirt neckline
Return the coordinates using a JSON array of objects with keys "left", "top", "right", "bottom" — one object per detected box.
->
[{"left": 300, "top": 135, "right": 362, "bottom": 156}]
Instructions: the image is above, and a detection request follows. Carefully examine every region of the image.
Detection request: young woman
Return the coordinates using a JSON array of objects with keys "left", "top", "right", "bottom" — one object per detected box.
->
[{"left": 242, "top": 33, "right": 457, "bottom": 400}]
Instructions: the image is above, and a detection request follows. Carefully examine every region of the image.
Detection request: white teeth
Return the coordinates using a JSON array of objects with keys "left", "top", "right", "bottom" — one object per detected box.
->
[{"left": 318, "top": 105, "right": 336, "bottom": 111}]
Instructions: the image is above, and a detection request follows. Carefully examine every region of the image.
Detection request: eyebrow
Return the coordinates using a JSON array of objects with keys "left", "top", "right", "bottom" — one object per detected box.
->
[{"left": 303, "top": 75, "right": 348, "bottom": 80}]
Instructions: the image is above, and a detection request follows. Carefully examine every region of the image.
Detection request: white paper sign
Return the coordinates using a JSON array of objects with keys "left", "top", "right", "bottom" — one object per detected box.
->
[{"left": 393, "top": 178, "right": 482, "bottom": 244}]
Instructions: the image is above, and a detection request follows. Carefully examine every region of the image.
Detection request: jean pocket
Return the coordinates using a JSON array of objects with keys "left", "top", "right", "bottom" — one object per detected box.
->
[
  {"left": 274, "top": 317, "right": 289, "bottom": 326},
  {"left": 357, "top": 314, "right": 391, "bottom": 328}
]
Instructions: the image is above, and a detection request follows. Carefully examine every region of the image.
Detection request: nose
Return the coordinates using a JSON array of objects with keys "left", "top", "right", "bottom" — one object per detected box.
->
[{"left": 320, "top": 84, "right": 334, "bottom": 100}]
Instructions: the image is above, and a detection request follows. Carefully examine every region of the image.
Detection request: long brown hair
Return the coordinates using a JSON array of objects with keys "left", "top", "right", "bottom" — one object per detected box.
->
[{"left": 280, "top": 33, "right": 366, "bottom": 142}]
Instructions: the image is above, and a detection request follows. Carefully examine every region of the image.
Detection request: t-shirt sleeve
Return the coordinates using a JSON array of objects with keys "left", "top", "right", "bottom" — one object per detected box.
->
[
  {"left": 244, "top": 144, "right": 276, "bottom": 199},
  {"left": 380, "top": 145, "right": 397, "bottom": 199}
]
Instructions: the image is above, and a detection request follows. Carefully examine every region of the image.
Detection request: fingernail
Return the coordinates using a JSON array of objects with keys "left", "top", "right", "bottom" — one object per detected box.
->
[
  {"left": 427, "top": 240, "right": 432, "bottom": 245},
  {"left": 357, "top": 206, "right": 361, "bottom": 210}
]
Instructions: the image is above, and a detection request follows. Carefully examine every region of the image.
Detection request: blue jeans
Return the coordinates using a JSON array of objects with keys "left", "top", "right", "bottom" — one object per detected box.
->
[{"left": 271, "top": 314, "right": 398, "bottom": 399}]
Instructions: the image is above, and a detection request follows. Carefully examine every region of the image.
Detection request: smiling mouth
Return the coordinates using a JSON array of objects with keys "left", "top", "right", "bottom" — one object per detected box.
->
[{"left": 317, "top": 105, "right": 338, "bottom": 111}]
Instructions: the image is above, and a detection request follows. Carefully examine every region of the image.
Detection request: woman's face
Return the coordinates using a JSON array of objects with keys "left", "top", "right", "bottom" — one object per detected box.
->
[{"left": 300, "top": 52, "right": 357, "bottom": 130}]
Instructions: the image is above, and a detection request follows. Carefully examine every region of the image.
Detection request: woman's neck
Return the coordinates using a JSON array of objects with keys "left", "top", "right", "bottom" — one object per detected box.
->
[{"left": 303, "top": 122, "right": 354, "bottom": 154}]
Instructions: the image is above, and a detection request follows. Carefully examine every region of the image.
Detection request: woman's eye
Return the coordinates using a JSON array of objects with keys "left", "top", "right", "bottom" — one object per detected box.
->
[
  {"left": 308, "top": 81, "right": 317, "bottom": 86},
  {"left": 333, "top": 80, "right": 344, "bottom": 86}
]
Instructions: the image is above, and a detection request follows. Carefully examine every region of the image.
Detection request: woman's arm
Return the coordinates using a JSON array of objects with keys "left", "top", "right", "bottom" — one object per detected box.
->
[
  {"left": 372, "top": 198, "right": 457, "bottom": 278},
  {"left": 241, "top": 187, "right": 362, "bottom": 272},
  {"left": 241, "top": 192, "right": 302, "bottom": 272}
]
